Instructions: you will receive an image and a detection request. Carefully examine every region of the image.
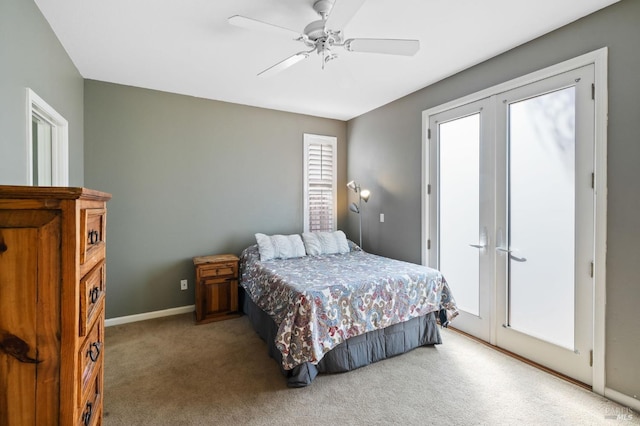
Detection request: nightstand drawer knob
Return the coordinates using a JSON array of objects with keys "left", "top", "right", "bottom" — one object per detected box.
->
[{"left": 87, "top": 342, "right": 102, "bottom": 363}]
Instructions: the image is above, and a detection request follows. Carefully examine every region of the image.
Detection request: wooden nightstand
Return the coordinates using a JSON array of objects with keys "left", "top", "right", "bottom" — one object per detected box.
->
[{"left": 193, "top": 254, "right": 241, "bottom": 324}]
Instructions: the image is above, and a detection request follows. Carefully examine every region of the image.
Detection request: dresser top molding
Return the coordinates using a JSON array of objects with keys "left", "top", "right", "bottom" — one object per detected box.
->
[{"left": 0, "top": 185, "right": 112, "bottom": 201}]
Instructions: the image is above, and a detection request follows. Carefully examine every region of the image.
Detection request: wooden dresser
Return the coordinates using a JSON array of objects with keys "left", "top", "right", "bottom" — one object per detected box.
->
[
  {"left": 0, "top": 186, "right": 111, "bottom": 426},
  {"left": 193, "top": 254, "right": 241, "bottom": 324}
]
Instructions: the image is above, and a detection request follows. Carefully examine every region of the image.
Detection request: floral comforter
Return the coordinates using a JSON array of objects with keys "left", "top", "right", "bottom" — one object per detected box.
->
[{"left": 240, "top": 244, "right": 458, "bottom": 370}]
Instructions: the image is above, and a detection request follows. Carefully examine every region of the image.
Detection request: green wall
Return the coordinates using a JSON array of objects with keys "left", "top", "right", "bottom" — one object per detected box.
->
[
  {"left": 346, "top": 0, "right": 640, "bottom": 405},
  {"left": 84, "top": 81, "right": 347, "bottom": 319},
  {"left": 0, "top": 0, "right": 84, "bottom": 185}
]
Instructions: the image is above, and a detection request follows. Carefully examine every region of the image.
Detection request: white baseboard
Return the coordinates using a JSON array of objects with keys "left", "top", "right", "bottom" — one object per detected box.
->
[
  {"left": 605, "top": 387, "right": 640, "bottom": 414},
  {"left": 105, "top": 305, "right": 195, "bottom": 327}
]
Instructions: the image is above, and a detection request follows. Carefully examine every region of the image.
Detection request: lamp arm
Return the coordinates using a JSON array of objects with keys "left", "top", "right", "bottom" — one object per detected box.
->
[{"left": 358, "top": 195, "right": 363, "bottom": 248}]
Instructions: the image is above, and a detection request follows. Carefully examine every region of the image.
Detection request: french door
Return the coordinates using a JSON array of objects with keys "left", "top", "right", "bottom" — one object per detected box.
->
[
  {"left": 427, "top": 64, "right": 595, "bottom": 384},
  {"left": 428, "top": 98, "right": 494, "bottom": 343}
]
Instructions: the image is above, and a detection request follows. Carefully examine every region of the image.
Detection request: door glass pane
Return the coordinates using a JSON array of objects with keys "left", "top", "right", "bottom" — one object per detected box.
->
[
  {"left": 439, "top": 113, "right": 480, "bottom": 316},
  {"left": 508, "top": 87, "right": 575, "bottom": 349}
]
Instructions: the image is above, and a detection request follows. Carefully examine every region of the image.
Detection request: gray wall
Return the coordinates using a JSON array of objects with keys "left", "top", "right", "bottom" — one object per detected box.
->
[
  {"left": 3, "top": 0, "right": 636, "bottom": 403},
  {"left": 84, "top": 80, "right": 347, "bottom": 319},
  {"left": 0, "top": 0, "right": 84, "bottom": 185},
  {"left": 347, "top": 0, "right": 639, "bottom": 403}
]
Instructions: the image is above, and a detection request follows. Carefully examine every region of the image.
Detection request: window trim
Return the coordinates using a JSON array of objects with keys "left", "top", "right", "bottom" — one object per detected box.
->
[
  {"left": 26, "top": 88, "right": 69, "bottom": 186},
  {"left": 303, "top": 133, "right": 337, "bottom": 233}
]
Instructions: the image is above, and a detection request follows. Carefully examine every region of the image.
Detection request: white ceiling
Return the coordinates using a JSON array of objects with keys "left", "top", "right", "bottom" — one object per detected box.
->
[{"left": 34, "top": 0, "right": 618, "bottom": 121}]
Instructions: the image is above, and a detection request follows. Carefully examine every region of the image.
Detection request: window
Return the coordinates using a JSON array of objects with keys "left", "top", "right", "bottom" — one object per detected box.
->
[
  {"left": 303, "top": 134, "right": 337, "bottom": 232},
  {"left": 26, "top": 89, "right": 69, "bottom": 186}
]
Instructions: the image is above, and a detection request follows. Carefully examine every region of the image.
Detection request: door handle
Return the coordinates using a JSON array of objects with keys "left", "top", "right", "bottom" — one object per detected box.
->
[
  {"left": 469, "top": 226, "right": 489, "bottom": 250},
  {"left": 496, "top": 247, "right": 527, "bottom": 262}
]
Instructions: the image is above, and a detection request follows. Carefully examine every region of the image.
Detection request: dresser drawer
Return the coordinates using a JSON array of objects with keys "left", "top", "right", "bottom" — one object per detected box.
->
[
  {"left": 198, "top": 262, "right": 237, "bottom": 278},
  {"left": 78, "top": 315, "right": 103, "bottom": 405},
  {"left": 80, "top": 208, "right": 106, "bottom": 267},
  {"left": 80, "top": 260, "right": 106, "bottom": 336},
  {"left": 78, "top": 365, "right": 102, "bottom": 426}
]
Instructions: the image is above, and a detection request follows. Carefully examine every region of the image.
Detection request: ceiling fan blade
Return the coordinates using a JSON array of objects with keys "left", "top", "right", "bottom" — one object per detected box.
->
[
  {"left": 228, "top": 15, "right": 301, "bottom": 39},
  {"left": 258, "top": 52, "right": 310, "bottom": 77},
  {"left": 325, "top": 0, "right": 367, "bottom": 30},
  {"left": 344, "top": 38, "right": 420, "bottom": 56}
]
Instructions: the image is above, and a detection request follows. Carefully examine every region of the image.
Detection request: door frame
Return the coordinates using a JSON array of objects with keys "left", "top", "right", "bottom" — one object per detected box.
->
[
  {"left": 26, "top": 88, "right": 69, "bottom": 186},
  {"left": 421, "top": 47, "right": 608, "bottom": 394}
]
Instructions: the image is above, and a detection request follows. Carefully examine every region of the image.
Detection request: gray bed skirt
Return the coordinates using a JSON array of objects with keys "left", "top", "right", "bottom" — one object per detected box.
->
[{"left": 240, "top": 288, "right": 443, "bottom": 387}]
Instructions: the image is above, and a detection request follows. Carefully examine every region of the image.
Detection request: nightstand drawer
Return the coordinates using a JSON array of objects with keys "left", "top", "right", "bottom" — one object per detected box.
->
[
  {"left": 198, "top": 262, "right": 237, "bottom": 278},
  {"left": 80, "top": 260, "right": 106, "bottom": 336}
]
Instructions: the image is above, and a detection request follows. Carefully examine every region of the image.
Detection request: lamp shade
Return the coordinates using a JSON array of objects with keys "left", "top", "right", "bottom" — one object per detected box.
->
[
  {"left": 347, "top": 180, "right": 358, "bottom": 192},
  {"left": 349, "top": 202, "right": 359, "bottom": 213},
  {"left": 360, "top": 189, "right": 370, "bottom": 202}
]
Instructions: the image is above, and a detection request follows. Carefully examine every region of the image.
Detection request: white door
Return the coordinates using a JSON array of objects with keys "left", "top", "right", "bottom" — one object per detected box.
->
[
  {"left": 427, "top": 64, "right": 595, "bottom": 384},
  {"left": 428, "top": 98, "right": 494, "bottom": 342},
  {"left": 494, "top": 65, "right": 595, "bottom": 384}
]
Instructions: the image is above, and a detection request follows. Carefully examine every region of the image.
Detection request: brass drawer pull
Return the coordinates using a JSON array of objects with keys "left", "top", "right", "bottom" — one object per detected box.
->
[{"left": 87, "top": 342, "right": 102, "bottom": 363}]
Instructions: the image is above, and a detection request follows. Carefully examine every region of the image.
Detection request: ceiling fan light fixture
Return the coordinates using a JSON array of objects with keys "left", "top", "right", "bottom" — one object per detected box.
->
[{"left": 324, "top": 53, "right": 338, "bottom": 63}]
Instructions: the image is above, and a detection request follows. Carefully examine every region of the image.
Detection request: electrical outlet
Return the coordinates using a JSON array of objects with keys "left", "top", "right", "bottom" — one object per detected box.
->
[
  {"left": 380, "top": 213, "right": 385, "bottom": 223},
  {"left": 180, "top": 279, "right": 188, "bottom": 290}
]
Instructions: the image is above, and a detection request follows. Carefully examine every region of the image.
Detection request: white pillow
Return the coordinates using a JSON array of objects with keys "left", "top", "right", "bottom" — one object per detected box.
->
[
  {"left": 255, "top": 233, "right": 306, "bottom": 261},
  {"left": 302, "top": 231, "right": 350, "bottom": 255}
]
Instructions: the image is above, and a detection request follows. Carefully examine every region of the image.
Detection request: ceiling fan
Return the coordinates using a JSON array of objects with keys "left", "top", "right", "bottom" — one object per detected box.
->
[{"left": 228, "top": 0, "right": 420, "bottom": 77}]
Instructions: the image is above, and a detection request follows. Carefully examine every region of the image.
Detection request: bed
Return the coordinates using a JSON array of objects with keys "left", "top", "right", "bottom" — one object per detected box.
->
[{"left": 239, "top": 231, "right": 458, "bottom": 387}]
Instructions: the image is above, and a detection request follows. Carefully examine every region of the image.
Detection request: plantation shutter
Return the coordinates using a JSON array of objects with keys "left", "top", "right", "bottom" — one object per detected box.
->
[{"left": 303, "top": 134, "right": 337, "bottom": 232}]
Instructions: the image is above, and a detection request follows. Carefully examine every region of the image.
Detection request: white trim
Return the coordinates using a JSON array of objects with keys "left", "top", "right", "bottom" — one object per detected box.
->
[
  {"left": 420, "top": 114, "right": 429, "bottom": 265},
  {"left": 105, "top": 305, "right": 195, "bottom": 327},
  {"left": 26, "top": 88, "right": 69, "bottom": 186},
  {"left": 604, "top": 388, "right": 640, "bottom": 414},
  {"left": 422, "top": 48, "right": 608, "bottom": 118},
  {"left": 592, "top": 47, "right": 608, "bottom": 396},
  {"left": 422, "top": 47, "right": 608, "bottom": 394}
]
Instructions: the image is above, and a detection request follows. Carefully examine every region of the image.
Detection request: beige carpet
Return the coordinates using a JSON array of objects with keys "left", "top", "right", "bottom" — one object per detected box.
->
[{"left": 103, "top": 313, "right": 637, "bottom": 425}]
